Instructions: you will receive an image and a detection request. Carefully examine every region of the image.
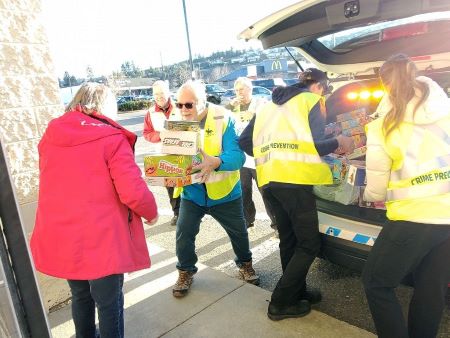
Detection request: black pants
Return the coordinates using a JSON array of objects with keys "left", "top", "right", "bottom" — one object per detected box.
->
[
  {"left": 362, "top": 220, "right": 450, "bottom": 338},
  {"left": 166, "top": 186, "right": 180, "bottom": 216},
  {"left": 240, "top": 167, "right": 276, "bottom": 227},
  {"left": 263, "top": 185, "right": 320, "bottom": 305}
]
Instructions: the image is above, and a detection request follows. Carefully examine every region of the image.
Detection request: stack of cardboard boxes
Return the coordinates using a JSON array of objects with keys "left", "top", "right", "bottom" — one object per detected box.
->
[
  {"left": 320, "top": 108, "right": 385, "bottom": 209},
  {"left": 144, "top": 121, "right": 203, "bottom": 188}
]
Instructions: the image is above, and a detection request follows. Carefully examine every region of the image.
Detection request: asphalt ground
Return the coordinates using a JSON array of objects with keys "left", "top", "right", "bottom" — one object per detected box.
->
[{"left": 120, "top": 110, "right": 449, "bottom": 337}]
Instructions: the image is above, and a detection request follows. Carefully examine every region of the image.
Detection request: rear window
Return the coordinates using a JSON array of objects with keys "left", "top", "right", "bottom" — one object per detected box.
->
[{"left": 318, "top": 12, "right": 450, "bottom": 52}]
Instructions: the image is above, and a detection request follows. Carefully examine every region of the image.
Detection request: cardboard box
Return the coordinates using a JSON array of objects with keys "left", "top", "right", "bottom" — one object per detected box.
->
[
  {"left": 144, "top": 154, "right": 201, "bottom": 177},
  {"left": 347, "top": 162, "right": 366, "bottom": 186},
  {"left": 323, "top": 155, "right": 349, "bottom": 182},
  {"left": 347, "top": 146, "right": 367, "bottom": 160},
  {"left": 351, "top": 134, "right": 367, "bottom": 148},
  {"left": 336, "top": 108, "right": 367, "bottom": 122},
  {"left": 160, "top": 130, "right": 201, "bottom": 155},
  {"left": 324, "top": 122, "right": 342, "bottom": 136},
  {"left": 164, "top": 120, "right": 200, "bottom": 132},
  {"left": 145, "top": 174, "right": 201, "bottom": 187},
  {"left": 342, "top": 126, "right": 365, "bottom": 136}
]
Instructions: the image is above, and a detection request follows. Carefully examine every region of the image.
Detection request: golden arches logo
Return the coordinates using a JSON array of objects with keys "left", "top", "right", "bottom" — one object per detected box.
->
[{"left": 271, "top": 60, "right": 282, "bottom": 71}]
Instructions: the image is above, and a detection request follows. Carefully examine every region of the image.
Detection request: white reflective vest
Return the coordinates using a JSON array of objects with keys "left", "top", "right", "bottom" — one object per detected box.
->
[{"left": 367, "top": 117, "right": 450, "bottom": 221}]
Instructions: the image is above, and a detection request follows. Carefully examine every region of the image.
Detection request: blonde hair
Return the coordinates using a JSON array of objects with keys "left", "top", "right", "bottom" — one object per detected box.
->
[
  {"left": 65, "top": 83, "right": 113, "bottom": 114},
  {"left": 234, "top": 77, "right": 253, "bottom": 91},
  {"left": 380, "top": 54, "right": 429, "bottom": 137}
]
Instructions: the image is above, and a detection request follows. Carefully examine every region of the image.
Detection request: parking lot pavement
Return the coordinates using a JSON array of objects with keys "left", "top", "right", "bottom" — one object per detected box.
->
[{"left": 49, "top": 241, "right": 375, "bottom": 338}]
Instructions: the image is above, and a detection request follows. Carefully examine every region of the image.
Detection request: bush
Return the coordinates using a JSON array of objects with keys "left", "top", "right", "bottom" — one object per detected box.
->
[{"left": 118, "top": 100, "right": 153, "bottom": 111}]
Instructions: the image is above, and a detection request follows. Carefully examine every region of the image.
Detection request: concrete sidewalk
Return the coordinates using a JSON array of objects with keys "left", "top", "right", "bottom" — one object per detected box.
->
[{"left": 48, "top": 242, "right": 375, "bottom": 338}]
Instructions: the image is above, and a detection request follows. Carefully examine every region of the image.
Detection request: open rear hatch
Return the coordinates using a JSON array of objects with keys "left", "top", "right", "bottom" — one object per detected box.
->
[{"left": 239, "top": 0, "right": 450, "bottom": 77}]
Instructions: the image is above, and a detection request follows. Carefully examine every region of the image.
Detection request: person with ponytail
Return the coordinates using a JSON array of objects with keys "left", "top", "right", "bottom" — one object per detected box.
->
[{"left": 362, "top": 54, "right": 450, "bottom": 338}]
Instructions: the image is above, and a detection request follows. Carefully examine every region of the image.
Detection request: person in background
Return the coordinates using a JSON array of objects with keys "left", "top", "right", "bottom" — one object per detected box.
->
[
  {"left": 362, "top": 54, "right": 450, "bottom": 338},
  {"left": 143, "top": 80, "right": 180, "bottom": 226},
  {"left": 239, "top": 68, "right": 354, "bottom": 321},
  {"left": 226, "top": 77, "right": 277, "bottom": 230},
  {"left": 31, "top": 83, "right": 158, "bottom": 338},
  {"left": 171, "top": 80, "right": 259, "bottom": 298}
]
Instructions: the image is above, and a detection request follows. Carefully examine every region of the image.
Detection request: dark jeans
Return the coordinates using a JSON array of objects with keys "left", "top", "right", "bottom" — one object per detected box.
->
[
  {"left": 263, "top": 185, "right": 321, "bottom": 305},
  {"left": 68, "top": 274, "right": 124, "bottom": 338},
  {"left": 362, "top": 220, "right": 450, "bottom": 338},
  {"left": 176, "top": 197, "right": 252, "bottom": 272},
  {"left": 240, "top": 167, "right": 276, "bottom": 227},
  {"left": 166, "top": 186, "right": 180, "bottom": 216}
]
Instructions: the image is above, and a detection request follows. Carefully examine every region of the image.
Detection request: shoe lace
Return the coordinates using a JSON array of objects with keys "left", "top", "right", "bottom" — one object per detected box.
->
[
  {"left": 176, "top": 271, "right": 191, "bottom": 287},
  {"left": 241, "top": 262, "right": 255, "bottom": 277}
]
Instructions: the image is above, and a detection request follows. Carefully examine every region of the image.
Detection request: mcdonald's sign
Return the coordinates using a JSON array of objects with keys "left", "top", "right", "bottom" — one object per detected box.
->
[
  {"left": 263, "top": 59, "right": 287, "bottom": 73},
  {"left": 271, "top": 60, "right": 282, "bottom": 71}
]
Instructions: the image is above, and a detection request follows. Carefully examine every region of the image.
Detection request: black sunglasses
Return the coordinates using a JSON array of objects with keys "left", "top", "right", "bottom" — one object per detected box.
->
[{"left": 175, "top": 102, "right": 194, "bottom": 109}]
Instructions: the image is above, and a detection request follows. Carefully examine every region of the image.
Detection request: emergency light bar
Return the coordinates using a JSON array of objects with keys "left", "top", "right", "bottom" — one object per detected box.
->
[{"left": 346, "top": 89, "right": 384, "bottom": 100}]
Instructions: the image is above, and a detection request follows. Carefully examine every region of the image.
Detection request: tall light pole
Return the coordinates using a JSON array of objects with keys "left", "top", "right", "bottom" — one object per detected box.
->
[{"left": 181, "top": 0, "right": 194, "bottom": 79}]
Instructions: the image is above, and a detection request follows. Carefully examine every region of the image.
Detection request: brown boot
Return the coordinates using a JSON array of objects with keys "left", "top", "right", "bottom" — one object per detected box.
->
[
  {"left": 172, "top": 270, "right": 196, "bottom": 298},
  {"left": 239, "top": 261, "right": 260, "bottom": 285}
]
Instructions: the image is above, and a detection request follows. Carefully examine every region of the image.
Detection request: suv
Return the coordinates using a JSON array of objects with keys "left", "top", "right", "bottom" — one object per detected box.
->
[
  {"left": 240, "top": 0, "right": 450, "bottom": 272},
  {"left": 205, "top": 84, "right": 227, "bottom": 104}
]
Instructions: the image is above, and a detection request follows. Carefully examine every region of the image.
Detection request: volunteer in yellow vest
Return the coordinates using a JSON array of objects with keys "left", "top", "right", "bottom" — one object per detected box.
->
[
  {"left": 363, "top": 54, "right": 450, "bottom": 338},
  {"left": 172, "top": 80, "right": 259, "bottom": 298},
  {"left": 143, "top": 80, "right": 181, "bottom": 225},
  {"left": 225, "top": 77, "right": 277, "bottom": 230},
  {"left": 239, "top": 68, "right": 354, "bottom": 321}
]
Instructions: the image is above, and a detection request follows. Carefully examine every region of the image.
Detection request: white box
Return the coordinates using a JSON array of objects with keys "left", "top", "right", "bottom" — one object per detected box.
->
[{"left": 160, "top": 130, "right": 200, "bottom": 155}]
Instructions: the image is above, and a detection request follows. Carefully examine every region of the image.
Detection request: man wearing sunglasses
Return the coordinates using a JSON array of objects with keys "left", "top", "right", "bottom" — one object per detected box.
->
[
  {"left": 171, "top": 80, "right": 259, "bottom": 298},
  {"left": 143, "top": 80, "right": 181, "bottom": 226}
]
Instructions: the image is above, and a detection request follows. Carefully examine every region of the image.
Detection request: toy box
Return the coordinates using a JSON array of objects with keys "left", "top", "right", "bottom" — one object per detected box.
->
[
  {"left": 164, "top": 120, "right": 200, "bottom": 132},
  {"left": 145, "top": 174, "right": 202, "bottom": 187},
  {"left": 160, "top": 130, "right": 201, "bottom": 155},
  {"left": 323, "top": 155, "right": 349, "bottom": 182},
  {"left": 144, "top": 154, "right": 201, "bottom": 177},
  {"left": 358, "top": 187, "right": 386, "bottom": 210},
  {"left": 347, "top": 161, "right": 366, "bottom": 186},
  {"left": 342, "top": 126, "right": 365, "bottom": 136},
  {"left": 336, "top": 108, "right": 367, "bottom": 122},
  {"left": 347, "top": 146, "right": 367, "bottom": 160}
]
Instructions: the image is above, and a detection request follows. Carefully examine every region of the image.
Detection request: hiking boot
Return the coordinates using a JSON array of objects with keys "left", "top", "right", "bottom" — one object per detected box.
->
[
  {"left": 172, "top": 270, "right": 195, "bottom": 298},
  {"left": 300, "top": 288, "right": 322, "bottom": 304},
  {"left": 239, "top": 261, "right": 260, "bottom": 285},
  {"left": 267, "top": 300, "right": 311, "bottom": 321},
  {"left": 170, "top": 215, "right": 178, "bottom": 226}
]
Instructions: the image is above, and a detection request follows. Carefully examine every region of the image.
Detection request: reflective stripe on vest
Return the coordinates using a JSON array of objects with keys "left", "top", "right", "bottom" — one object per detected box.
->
[
  {"left": 385, "top": 123, "right": 450, "bottom": 201},
  {"left": 252, "top": 94, "right": 332, "bottom": 187},
  {"left": 174, "top": 105, "right": 240, "bottom": 200}
]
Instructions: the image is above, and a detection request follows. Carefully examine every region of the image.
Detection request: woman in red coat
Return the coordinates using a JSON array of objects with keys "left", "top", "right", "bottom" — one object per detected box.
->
[{"left": 31, "top": 83, "right": 158, "bottom": 338}]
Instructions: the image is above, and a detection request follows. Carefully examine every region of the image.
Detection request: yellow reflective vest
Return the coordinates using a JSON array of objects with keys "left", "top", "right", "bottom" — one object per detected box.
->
[
  {"left": 252, "top": 92, "right": 332, "bottom": 187},
  {"left": 174, "top": 104, "right": 240, "bottom": 200},
  {"left": 367, "top": 117, "right": 450, "bottom": 221}
]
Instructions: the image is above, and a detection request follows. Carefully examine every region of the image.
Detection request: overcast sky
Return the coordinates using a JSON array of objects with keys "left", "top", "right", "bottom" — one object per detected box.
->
[{"left": 40, "top": 0, "right": 299, "bottom": 78}]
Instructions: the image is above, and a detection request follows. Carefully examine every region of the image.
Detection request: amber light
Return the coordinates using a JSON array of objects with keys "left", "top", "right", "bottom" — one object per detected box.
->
[{"left": 346, "top": 89, "right": 385, "bottom": 100}]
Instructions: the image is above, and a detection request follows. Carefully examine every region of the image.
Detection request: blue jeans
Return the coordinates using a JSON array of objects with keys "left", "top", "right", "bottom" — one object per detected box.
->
[
  {"left": 176, "top": 197, "right": 252, "bottom": 272},
  {"left": 68, "top": 274, "right": 124, "bottom": 338}
]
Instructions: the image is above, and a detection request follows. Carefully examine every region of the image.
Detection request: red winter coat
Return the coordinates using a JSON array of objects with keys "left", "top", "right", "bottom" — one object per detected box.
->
[{"left": 31, "top": 109, "right": 157, "bottom": 280}]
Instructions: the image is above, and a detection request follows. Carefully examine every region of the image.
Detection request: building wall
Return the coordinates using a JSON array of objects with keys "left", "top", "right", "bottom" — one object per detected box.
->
[{"left": 0, "top": 0, "right": 70, "bottom": 311}]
